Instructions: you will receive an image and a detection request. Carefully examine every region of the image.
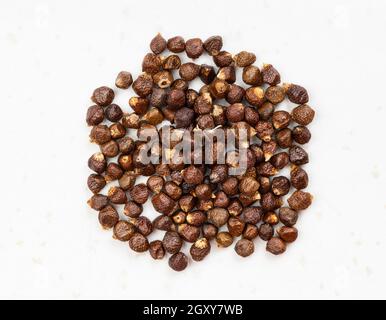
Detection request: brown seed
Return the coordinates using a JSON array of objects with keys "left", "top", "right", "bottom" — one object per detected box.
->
[
  {"left": 276, "top": 128, "right": 293, "bottom": 149},
  {"left": 226, "top": 84, "right": 245, "bottom": 104},
  {"left": 244, "top": 107, "right": 260, "bottom": 126},
  {"left": 266, "top": 237, "right": 286, "bottom": 255},
  {"left": 270, "top": 152, "right": 289, "bottom": 169},
  {"left": 149, "top": 240, "right": 165, "bottom": 260},
  {"left": 179, "top": 62, "right": 200, "bottom": 81},
  {"left": 190, "top": 238, "right": 211, "bottom": 261},
  {"left": 209, "top": 78, "right": 230, "bottom": 99},
  {"left": 98, "top": 205, "right": 119, "bottom": 229},
  {"left": 109, "top": 123, "right": 126, "bottom": 139},
  {"left": 235, "top": 239, "right": 254, "bottom": 257},
  {"left": 265, "top": 86, "right": 285, "bottom": 104},
  {"left": 129, "top": 233, "right": 149, "bottom": 252},
  {"left": 216, "top": 232, "right": 233, "bottom": 247},
  {"left": 210, "top": 165, "right": 228, "bottom": 184},
  {"left": 178, "top": 224, "right": 200, "bottom": 242},
  {"left": 186, "top": 211, "right": 207, "bottom": 227},
  {"left": 239, "top": 177, "right": 260, "bottom": 196},
  {"left": 250, "top": 144, "right": 264, "bottom": 163},
  {"left": 202, "top": 224, "right": 218, "bottom": 240},
  {"left": 227, "top": 217, "right": 245, "bottom": 237},
  {"left": 261, "top": 64, "right": 281, "bottom": 85},
  {"left": 257, "top": 162, "right": 278, "bottom": 177},
  {"left": 217, "top": 66, "right": 236, "bottom": 84},
  {"left": 261, "top": 140, "right": 277, "bottom": 161},
  {"left": 227, "top": 198, "right": 243, "bottom": 217},
  {"left": 105, "top": 163, "right": 123, "bottom": 181},
  {"left": 115, "top": 71, "right": 133, "bottom": 89},
  {"left": 87, "top": 194, "right": 109, "bottom": 211},
  {"left": 167, "top": 36, "right": 185, "bottom": 53},
  {"left": 199, "top": 64, "right": 216, "bottom": 84},
  {"left": 234, "top": 51, "right": 256, "bottom": 67},
  {"left": 129, "top": 216, "right": 152, "bottom": 236},
  {"left": 271, "top": 176, "right": 290, "bottom": 196},
  {"left": 132, "top": 73, "right": 153, "bottom": 97},
  {"left": 194, "top": 93, "right": 213, "bottom": 114},
  {"left": 194, "top": 184, "right": 212, "bottom": 200},
  {"left": 292, "top": 126, "right": 311, "bottom": 144},
  {"left": 129, "top": 97, "right": 149, "bottom": 115},
  {"left": 182, "top": 165, "right": 204, "bottom": 185},
  {"left": 162, "top": 231, "right": 183, "bottom": 254},
  {"left": 163, "top": 55, "right": 181, "bottom": 70},
  {"left": 239, "top": 192, "right": 261, "bottom": 207},
  {"left": 263, "top": 211, "right": 279, "bottom": 225},
  {"left": 258, "top": 102, "right": 274, "bottom": 121},
  {"left": 90, "top": 125, "right": 111, "bottom": 145},
  {"left": 113, "top": 220, "right": 135, "bottom": 241},
  {"left": 91, "top": 86, "right": 114, "bottom": 106},
  {"left": 147, "top": 176, "right": 164, "bottom": 194},
  {"left": 153, "top": 71, "right": 173, "bottom": 88},
  {"left": 242, "top": 65, "right": 263, "bottom": 86},
  {"left": 259, "top": 223, "right": 274, "bottom": 241},
  {"left": 118, "top": 171, "right": 136, "bottom": 190},
  {"left": 107, "top": 186, "right": 127, "bottom": 204},
  {"left": 243, "top": 224, "right": 259, "bottom": 240},
  {"left": 88, "top": 152, "right": 107, "bottom": 174},
  {"left": 152, "top": 192, "right": 176, "bottom": 215},
  {"left": 129, "top": 184, "right": 149, "bottom": 204},
  {"left": 240, "top": 207, "right": 263, "bottom": 224},
  {"left": 87, "top": 174, "right": 106, "bottom": 194},
  {"left": 213, "top": 191, "right": 229, "bottom": 208},
  {"left": 179, "top": 195, "right": 196, "bottom": 213},
  {"left": 153, "top": 215, "right": 175, "bottom": 231},
  {"left": 261, "top": 192, "right": 283, "bottom": 211},
  {"left": 259, "top": 177, "right": 271, "bottom": 194},
  {"left": 173, "top": 210, "right": 186, "bottom": 224},
  {"left": 100, "top": 140, "right": 119, "bottom": 158},
  {"left": 149, "top": 88, "right": 167, "bottom": 108},
  {"left": 186, "top": 89, "right": 199, "bottom": 107},
  {"left": 213, "top": 51, "right": 233, "bottom": 67},
  {"left": 150, "top": 33, "right": 167, "bottom": 54},
  {"left": 172, "top": 79, "right": 189, "bottom": 91},
  {"left": 290, "top": 166, "right": 309, "bottom": 190},
  {"left": 272, "top": 111, "right": 291, "bottom": 129},
  {"left": 197, "top": 115, "right": 215, "bottom": 129},
  {"left": 164, "top": 181, "right": 182, "bottom": 200},
  {"left": 142, "top": 107, "right": 164, "bottom": 126},
  {"left": 289, "top": 145, "right": 309, "bottom": 165},
  {"left": 86, "top": 105, "right": 104, "bottom": 126},
  {"left": 285, "top": 83, "right": 309, "bottom": 104},
  {"left": 185, "top": 38, "right": 204, "bottom": 59},
  {"left": 207, "top": 208, "right": 229, "bottom": 227},
  {"left": 226, "top": 103, "right": 245, "bottom": 123},
  {"left": 287, "top": 190, "right": 312, "bottom": 210},
  {"left": 245, "top": 87, "right": 265, "bottom": 106},
  {"left": 123, "top": 201, "right": 143, "bottom": 218},
  {"left": 292, "top": 104, "right": 315, "bottom": 125},
  {"left": 142, "top": 53, "right": 162, "bottom": 75},
  {"left": 122, "top": 113, "right": 140, "bottom": 129},
  {"left": 203, "top": 36, "right": 223, "bottom": 56},
  {"left": 169, "top": 252, "right": 188, "bottom": 271},
  {"left": 221, "top": 177, "right": 239, "bottom": 196},
  {"left": 279, "top": 207, "right": 298, "bottom": 226},
  {"left": 277, "top": 226, "right": 298, "bottom": 243},
  {"left": 167, "top": 89, "right": 186, "bottom": 109}
]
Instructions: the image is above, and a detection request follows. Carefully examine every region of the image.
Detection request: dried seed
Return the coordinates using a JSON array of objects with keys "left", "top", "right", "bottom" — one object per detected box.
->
[
  {"left": 216, "top": 232, "right": 233, "bottom": 247},
  {"left": 261, "top": 192, "right": 283, "bottom": 211},
  {"left": 178, "top": 224, "right": 200, "bottom": 242},
  {"left": 240, "top": 206, "right": 263, "bottom": 224},
  {"left": 115, "top": 71, "right": 133, "bottom": 89},
  {"left": 185, "top": 38, "right": 204, "bottom": 59},
  {"left": 87, "top": 194, "right": 109, "bottom": 211},
  {"left": 270, "top": 152, "right": 289, "bottom": 169},
  {"left": 226, "top": 84, "right": 245, "bottom": 104},
  {"left": 123, "top": 201, "right": 143, "bottom": 218},
  {"left": 182, "top": 165, "right": 204, "bottom": 185},
  {"left": 290, "top": 166, "right": 309, "bottom": 190},
  {"left": 245, "top": 87, "right": 265, "bottom": 106},
  {"left": 109, "top": 123, "right": 126, "bottom": 139},
  {"left": 179, "top": 62, "right": 200, "bottom": 81},
  {"left": 289, "top": 145, "right": 309, "bottom": 165},
  {"left": 242, "top": 65, "right": 263, "bottom": 86},
  {"left": 163, "top": 55, "right": 181, "bottom": 70},
  {"left": 87, "top": 174, "right": 106, "bottom": 194},
  {"left": 217, "top": 66, "right": 236, "bottom": 83},
  {"left": 234, "top": 51, "right": 256, "bottom": 67},
  {"left": 287, "top": 190, "right": 312, "bottom": 210},
  {"left": 204, "top": 36, "right": 223, "bottom": 56},
  {"left": 261, "top": 64, "right": 281, "bottom": 85},
  {"left": 190, "top": 238, "right": 211, "bottom": 261},
  {"left": 292, "top": 104, "right": 315, "bottom": 125},
  {"left": 186, "top": 89, "right": 199, "bottom": 107},
  {"left": 88, "top": 152, "right": 107, "bottom": 174},
  {"left": 113, "top": 220, "right": 135, "bottom": 241},
  {"left": 207, "top": 208, "right": 229, "bottom": 227},
  {"left": 243, "top": 224, "right": 259, "bottom": 240},
  {"left": 129, "top": 184, "right": 149, "bottom": 204},
  {"left": 98, "top": 205, "right": 119, "bottom": 229},
  {"left": 194, "top": 93, "right": 213, "bottom": 114},
  {"left": 150, "top": 33, "right": 167, "bottom": 54},
  {"left": 153, "top": 70, "right": 173, "bottom": 88},
  {"left": 132, "top": 73, "right": 153, "bottom": 97},
  {"left": 257, "top": 162, "right": 278, "bottom": 177},
  {"left": 179, "top": 195, "right": 196, "bottom": 213},
  {"left": 164, "top": 181, "right": 182, "bottom": 200},
  {"left": 266, "top": 237, "right": 286, "bottom": 255},
  {"left": 86, "top": 105, "right": 104, "bottom": 126},
  {"left": 105, "top": 163, "right": 124, "bottom": 181},
  {"left": 167, "top": 89, "right": 186, "bottom": 109},
  {"left": 272, "top": 111, "right": 291, "bottom": 129},
  {"left": 226, "top": 103, "right": 245, "bottom": 123},
  {"left": 292, "top": 126, "right": 311, "bottom": 144},
  {"left": 285, "top": 83, "right": 309, "bottom": 104},
  {"left": 152, "top": 192, "right": 176, "bottom": 215},
  {"left": 142, "top": 53, "right": 162, "bottom": 75},
  {"left": 235, "top": 239, "right": 254, "bottom": 257},
  {"left": 271, "top": 176, "right": 290, "bottom": 196},
  {"left": 244, "top": 107, "right": 260, "bottom": 126},
  {"left": 118, "top": 171, "right": 136, "bottom": 190},
  {"left": 129, "top": 233, "right": 149, "bottom": 252},
  {"left": 129, "top": 96, "right": 149, "bottom": 115},
  {"left": 169, "top": 252, "right": 188, "bottom": 271},
  {"left": 100, "top": 140, "right": 119, "bottom": 158},
  {"left": 122, "top": 113, "right": 140, "bottom": 129},
  {"left": 276, "top": 128, "right": 293, "bottom": 149},
  {"left": 199, "top": 64, "right": 216, "bottom": 84},
  {"left": 202, "top": 224, "right": 218, "bottom": 240},
  {"left": 213, "top": 51, "right": 233, "bottom": 67},
  {"left": 147, "top": 175, "right": 164, "bottom": 194},
  {"left": 90, "top": 125, "right": 111, "bottom": 145},
  {"left": 239, "top": 176, "right": 260, "bottom": 196},
  {"left": 227, "top": 198, "right": 243, "bottom": 217},
  {"left": 167, "top": 36, "right": 185, "bottom": 53},
  {"left": 265, "top": 86, "right": 285, "bottom": 104},
  {"left": 227, "top": 217, "right": 245, "bottom": 237},
  {"left": 153, "top": 215, "right": 175, "bottom": 231},
  {"left": 149, "top": 240, "right": 165, "bottom": 260},
  {"left": 108, "top": 186, "right": 127, "bottom": 204},
  {"left": 209, "top": 78, "right": 230, "bottom": 99},
  {"left": 279, "top": 207, "right": 298, "bottom": 226},
  {"left": 277, "top": 226, "right": 298, "bottom": 243},
  {"left": 259, "top": 223, "right": 274, "bottom": 241},
  {"left": 91, "top": 86, "right": 114, "bottom": 106},
  {"left": 258, "top": 102, "right": 274, "bottom": 121}
]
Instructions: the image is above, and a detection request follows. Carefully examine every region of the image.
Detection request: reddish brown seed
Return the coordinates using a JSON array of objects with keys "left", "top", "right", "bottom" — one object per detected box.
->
[
  {"left": 213, "top": 191, "right": 230, "bottom": 208},
  {"left": 194, "top": 93, "right": 213, "bottom": 115},
  {"left": 185, "top": 38, "right": 204, "bottom": 59},
  {"left": 150, "top": 88, "right": 167, "bottom": 108},
  {"left": 234, "top": 51, "right": 256, "bottom": 67},
  {"left": 129, "top": 184, "right": 149, "bottom": 204},
  {"left": 292, "top": 105, "right": 315, "bottom": 125},
  {"left": 226, "top": 103, "right": 245, "bottom": 123},
  {"left": 276, "top": 128, "right": 293, "bottom": 149},
  {"left": 132, "top": 73, "right": 153, "bottom": 97},
  {"left": 179, "top": 62, "right": 200, "bottom": 81},
  {"left": 257, "top": 162, "right": 278, "bottom": 177},
  {"left": 258, "top": 102, "right": 275, "bottom": 121},
  {"left": 213, "top": 51, "right": 233, "bottom": 67},
  {"left": 207, "top": 208, "right": 229, "bottom": 227},
  {"left": 266, "top": 237, "right": 286, "bottom": 255},
  {"left": 197, "top": 114, "right": 215, "bottom": 129},
  {"left": 270, "top": 152, "right": 289, "bottom": 169},
  {"left": 105, "top": 163, "right": 124, "bottom": 181},
  {"left": 238, "top": 176, "right": 260, "bottom": 196},
  {"left": 259, "top": 177, "right": 271, "bottom": 194},
  {"left": 98, "top": 205, "right": 119, "bottom": 229},
  {"left": 186, "top": 89, "right": 199, "bottom": 107},
  {"left": 261, "top": 192, "right": 283, "bottom": 211},
  {"left": 209, "top": 78, "right": 230, "bottom": 99},
  {"left": 271, "top": 176, "right": 291, "bottom": 196},
  {"left": 202, "top": 224, "right": 218, "bottom": 240},
  {"left": 292, "top": 126, "right": 311, "bottom": 144},
  {"left": 171, "top": 78, "right": 189, "bottom": 91},
  {"left": 153, "top": 215, "right": 175, "bottom": 231},
  {"left": 272, "top": 111, "right": 291, "bottom": 129},
  {"left": 113, "top": 221, "right": 135, "bottom": 241},
  {"left": 194, "top": 184, "right": 212, "bottom": 201},
  {"left": 227, "top": 217, "right": 245, "bottom": 237},
  {"left": 235, "top": 239, "right": 254, "bottom": 257},
  {"left": 259, "top": 223, "right": 274, "bottom": 241},
  {"left": 261, "top": 64, "right": 281, "bottom": 85},
  {"left": 190, "top": 238, "right": 211, "bottom": 261},
  {"left": 255, "top": 120, "right": 274, "bottom": 141},
  {"left": 91, "top": 86, "right": 114, "bottom": 106},
  {"left": 153, "top": 71, "right": 173, "bottom": 89},
  {"left": 90, "top": 125, "right": 111, "bottom": 145},
  {"left": 210, "top": 165, "right": 228, "bottom": 184},
  {"left": 87, "top": 174, "right": 106, "bottom": 194},
  {"left": 167, "top": 36, "right": 186, "bottom": 53},
  {"left": 86, "top": 105, "right": 104, "bottom": 126},
  {"left": 147, "top": 176, "right": 164, "bottom": 194},
  {"left": 142, "top": 53, "right": 162, "bottom": 75},
  {"left": 173, "top": 210, "right": 186, "bottom": 225},
  {"left": 242, "top": 65, "right": 263, "bottom": 86},
  {"left": 152, "top": 192, "right": 176, "bottom": 215},
  {"left": 277, "top": 226, "right": 298, "bottom": 243},
  {"left": 122, "top": 113, "right": 140, "bottom": 129},
  {"left": 285, "top": 84, "right": 309, "bottom": 104},
  {"left": 178, "top": 224, "right": 200, "bottom": 242},
  {"left": 87, "top": 194, "right": 109, "bottom": 211},
  {"left": 100, "top": 140, "right": 119, "bottom": 158},
  {"left": 245, "top": 87, "right": 265, "bottom": 107},
  {"left": 199, "top": 64, "right": 216, "bottom": 84},
  {"left": 263, "top": 211, "right": 279, "bottom": 225},
  {"left": 244, "top": 107, "right": 260, "bottom": 126},
  {"left": 186, "top": 211, "right": 207, "bottom": 226},
  {"left": 115, "top": 71, "right": 133, "bottom": 89},
  {"left": 287, "top": 190, "right": 313, "bottom": 210},
  {"left": 227, "top": 198, "right": 243, "bottom": 217},
  {"left": 167, "top": 89, "right": 186, "bottom": 109},
  {"left": 217, "top": 66, "right": 236, "bottom": 84},
  {"left": 164, "top": 181, "right": 182, "bottom": 200},
  {"left": 118, "top": 171, "right": 136, "bottom": 190},
  {"left": 179, "top": 195, "right": 196, "bottom": 213},
  {"left": 150, "top": 33, "right": 167, "bottom": 54},
  {"left": 107, "top": 186, "right": 127, "bottom": 204},
  {"left": 163, "top": 231, "right": 183, "bottom": 254},
  {"left": 289, "top": 145, "right": 309, "bottom": 165},
  {"left": 265, "top": 86, "right": 285, "bottom": 104},
  {"left": 182, "top": 165, "right": 204, "bottom": 185},
  {"left": 203, "top": 36, "right": 223, "bottom": 56},
  {"left": 279, "top": 207, "right": 298, "bottom": 227},
  {"left": 169, "top": 252, "right": 188, "bottom": 271},
  {"left": 123, "top": 201, "right": 143, "bottom": 218},
  {"left": 290, "top": 166, "right": 309, "bottom": 190},
  {"left": 216, "top": 232, "right": 233, "bottom": 247},
  {"left": 240, "top": 207, "right": 263, "bottom": 224},
  {"left": 149, "top": 240, "right": 165, "bottom": 260},
  {"left": 88, "top": 152, "right": 107, "bottom": 174},
  {"left": 129, "top": 97, "right": 149, "bottom": 115},
  {"left": 109, "top": 123, "right": 126, "bottom": 139},
  {"left": 226, "top": 84, "right": 245, "bottom": 104},
  {"left": 129, "top": 233, "right": 149, "bottom": 252},
  {"left": 243, "top": 224, "right": 259, "bottom": 240},
  {"left": 221, "top": 177, "right": 239, "bottom": 196}
]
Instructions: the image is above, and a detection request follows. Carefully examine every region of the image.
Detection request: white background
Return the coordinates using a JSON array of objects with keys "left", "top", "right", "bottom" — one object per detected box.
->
[{"left": 0, "top": 0, "right": 385, "bottom": 300}]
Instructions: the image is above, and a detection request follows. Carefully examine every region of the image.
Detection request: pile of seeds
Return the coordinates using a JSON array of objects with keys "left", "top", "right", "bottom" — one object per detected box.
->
[{"left": 86, "top": 34, "right": 315, "bottom": 271}]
